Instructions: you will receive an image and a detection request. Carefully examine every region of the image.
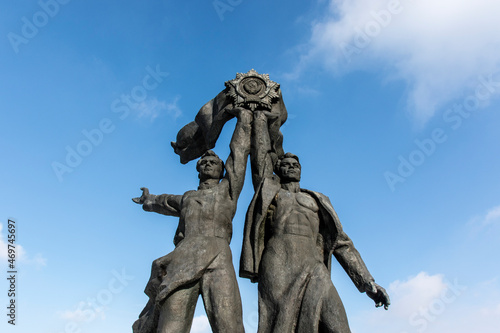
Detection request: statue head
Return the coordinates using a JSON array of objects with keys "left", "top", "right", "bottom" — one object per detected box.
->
[
  {"left": 196, "top": 150, "right": 225, "bottom": 181},
  {"left": 275, "top": 152, "right": 301, "bottom": 182}
]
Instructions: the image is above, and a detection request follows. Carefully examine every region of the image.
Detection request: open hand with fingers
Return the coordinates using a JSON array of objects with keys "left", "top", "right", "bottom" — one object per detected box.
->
[{"left": 132, "top": 187, "right": 152, "bottom": 205}]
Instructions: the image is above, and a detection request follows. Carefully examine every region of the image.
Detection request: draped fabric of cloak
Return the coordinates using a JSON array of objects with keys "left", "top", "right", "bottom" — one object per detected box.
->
[
  {"left": 240, "top": 176, "right": 376, "bottom": 332},
  {"left": 132, "top": 236, "right": 223, "bottom": 333},
  {"left": 171, "top": 89, "right": 287, "bottom": 164}
]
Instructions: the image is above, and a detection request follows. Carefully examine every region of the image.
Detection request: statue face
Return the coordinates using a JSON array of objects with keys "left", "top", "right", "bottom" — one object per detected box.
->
[
  {"left": 279, "top": 157, "right": 301, "bottom": 182},
  {"left": 198, "top": 156, "right": 223, "bottom": 181}
]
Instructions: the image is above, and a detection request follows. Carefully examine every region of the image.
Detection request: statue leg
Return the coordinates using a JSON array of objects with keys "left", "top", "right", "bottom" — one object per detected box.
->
[
  {"left": 296, "top": 264, "right": 351, "bottom": 333},
  {"left": 318, "top": 281, "right": 351, "bottom": 333},
  {"left": 256, "top": 288, "right": 274, "bottom": 333},
  {"left": 200, "top": 247, "right": 245, "bottom": 333},
  {"left": 157, "top": 281, "right": 200, "bottom": 333}
]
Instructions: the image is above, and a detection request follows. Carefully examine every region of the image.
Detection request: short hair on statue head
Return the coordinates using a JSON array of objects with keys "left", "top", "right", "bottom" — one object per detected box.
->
[
  {"left": 196, "top": 150, "right": 225, "bottom": 179},
  {"left": 274, "top": 152, "right": 301, "bottom": 175}
]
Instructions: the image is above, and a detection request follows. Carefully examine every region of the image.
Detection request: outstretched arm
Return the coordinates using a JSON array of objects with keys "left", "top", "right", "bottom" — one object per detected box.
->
[
  {"left": 132, "top": 187, "right": 182, "bottom": 217},
  {"left": 334, "top": 230, "right": 390, "bottom": 310},
  {"left": 224, "top": 108, "right": 253, "bottom": 201}
]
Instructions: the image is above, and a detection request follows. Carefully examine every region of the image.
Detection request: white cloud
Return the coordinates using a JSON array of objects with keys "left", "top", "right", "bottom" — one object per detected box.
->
[
  {"left": 484, "top": 205, "right": 500, "bottom": 225},
  {"left": 27, "top": 252, "right": 48, "bottom": 268},
  {"left": 133, "top": 96, "right": 182, "bottom": 121},
  {"left": 58, "top": 301, "right": 105, "bottom": 323},
  {"left": 190, "top": 315, "right": 211, "bottom": 333},
  {"left": 468, "top": 204, "right": 500, "bottom": 228},
  {"left": 352, "top": 271, "right": 500, "bottom": 333},
  {"left": 295, "top": 0, "right": 500, "bottom": 125},
  {"left": 386, "top": 271, "right": 449, "bottom": 317},
  {"left": 0, "top": 222, "right": 46, "bottom": 268},
  {"left": 0, "top": 223, "right": 23, "bottom": 260},
  {"left": 479, "top": 302, "right": 500, "bottom": 317}
]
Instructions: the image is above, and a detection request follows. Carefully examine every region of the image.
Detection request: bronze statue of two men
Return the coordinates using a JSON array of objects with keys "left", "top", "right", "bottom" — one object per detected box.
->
[{"left": 132, "top": 70, "right": 390, "bottom": 333}]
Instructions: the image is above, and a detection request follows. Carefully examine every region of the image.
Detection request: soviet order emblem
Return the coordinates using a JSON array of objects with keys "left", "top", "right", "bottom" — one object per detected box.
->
[{"left": 225, "top": 69, "right": 280, "bottom": 111}]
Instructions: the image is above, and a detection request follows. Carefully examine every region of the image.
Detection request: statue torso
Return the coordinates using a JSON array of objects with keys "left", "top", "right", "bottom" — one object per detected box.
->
[
  {"left": 179, "top": 181, "right": 234, "bottom": 242},
  {"left": 258, "top": 186, "right": 325, "bottom": 299},
  {"left": 271, "top": 188, "right": 320, "bottom": 239}
]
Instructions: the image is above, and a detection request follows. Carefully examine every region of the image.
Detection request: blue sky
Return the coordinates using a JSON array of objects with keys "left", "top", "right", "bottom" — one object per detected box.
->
[{"left": 1, "top": 0, "right": 500, "bottom": 332}]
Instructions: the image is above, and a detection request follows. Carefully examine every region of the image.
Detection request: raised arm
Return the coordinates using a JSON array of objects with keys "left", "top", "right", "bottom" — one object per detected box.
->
[
  {"left": 132, "top": 187, "right": 182, "bottom": 217},
  {"left": 224, "top": 108, "right": 253, "bottom": 200},
  {"left": 250, "top": 111, "right": 276, "bottom": 190}
]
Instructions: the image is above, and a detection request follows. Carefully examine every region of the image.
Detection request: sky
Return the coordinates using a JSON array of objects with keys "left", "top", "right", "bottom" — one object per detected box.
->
[{"left": 1, "top": 0, "right": 500, "bottom": 332}]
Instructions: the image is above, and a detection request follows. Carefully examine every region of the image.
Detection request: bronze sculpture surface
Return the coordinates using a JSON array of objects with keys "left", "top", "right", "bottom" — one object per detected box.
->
[
  {"left": 133, "top": 70, "right": 389, "bottom": 333},
  {"left": 132, "top": 108, "right": 252, "bottom": 333},
  {"left": 240, "top": 111, "right": 389, "bottom": 332}
]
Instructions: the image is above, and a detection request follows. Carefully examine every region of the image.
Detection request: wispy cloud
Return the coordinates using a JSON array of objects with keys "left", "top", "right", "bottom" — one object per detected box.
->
[
  {"left": 479, "top": 302, "right": 500, "bottom": 317},
  {"left": 23, "top": 252, "right": 48, "bottom": 268},
  {"left": 293, "top": 0, "right": 500, "bottom": 126},
  {"left": 0, "top": 222, "right": 47, "bottom": 268},
  {"left": 468, "top": 204, "right": 500, "bottom": 228},
  {"left": 483, "top": 205, "right": 500, "bottom": 225},
  {"left": 133, "top": 96, "right": 182, "bottom": 122},
  {"left": 58, "top": 301, "right": 106, "bottom": 322}
]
